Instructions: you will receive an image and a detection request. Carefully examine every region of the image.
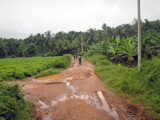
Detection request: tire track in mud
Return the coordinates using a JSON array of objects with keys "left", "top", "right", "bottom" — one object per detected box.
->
[{"left": 19, "top": 59, "right": 145, "bottom": 120}]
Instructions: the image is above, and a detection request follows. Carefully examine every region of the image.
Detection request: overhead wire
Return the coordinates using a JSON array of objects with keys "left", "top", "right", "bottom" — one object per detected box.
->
[
  {"left": 94, "top": 0, "right": 113, "bottom": 25},
  {"left": 77, "top": 0, "right": 118, "bottom": 33},
  {"left": 100, "top": 0, "right": 117, "bottom": 26},
  {"left": 80, "top": 0, "right": 107, "bottom": 32},
  {"left": 92, "top": 0, "right": 117, "bottom": 28},
  {"left": 94, "top": 0, "right": 110, "bottom": 23}
]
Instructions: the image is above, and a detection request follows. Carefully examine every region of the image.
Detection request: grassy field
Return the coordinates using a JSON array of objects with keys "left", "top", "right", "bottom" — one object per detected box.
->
[
  {"left": 0, "top": 54, "right": 72, "bottom": 120},
  {"left": 0, "top": 54, "right": 72, "bottom": 80},
  {"left": 84, "top": 51, "right": 160, "bottom": 119}
]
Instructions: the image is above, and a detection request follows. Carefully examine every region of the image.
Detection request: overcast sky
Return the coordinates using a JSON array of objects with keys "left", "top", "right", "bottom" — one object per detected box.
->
[{"left": 0, "top": 0, "right": 160, "bottom": 39}]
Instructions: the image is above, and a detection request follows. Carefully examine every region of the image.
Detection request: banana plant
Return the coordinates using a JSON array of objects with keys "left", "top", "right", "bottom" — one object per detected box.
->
[
  {"left": 152, "top": 32, "right": 160, "bottom": 53},
  {"left": 109, "top": 36, "right": 120, "bottom": 55},
  {"left": 118, "top": 37, "right": 137, "bottom": 62},
  {"left": 89, "top": 38, "right": 111, "bottom": 55},
  {"left": 142, "top": 31, "right": 160, "bottom": 57}
]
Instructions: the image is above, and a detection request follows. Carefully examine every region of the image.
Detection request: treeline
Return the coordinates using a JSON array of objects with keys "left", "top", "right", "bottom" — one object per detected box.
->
[{"left": 0, "top": 19, "right": 160, "bottom": 58}]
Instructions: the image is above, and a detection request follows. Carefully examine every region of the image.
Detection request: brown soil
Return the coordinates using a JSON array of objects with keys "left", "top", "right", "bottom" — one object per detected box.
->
[{"left": 18, "top": 59, "right": 149, "bottom": 120}]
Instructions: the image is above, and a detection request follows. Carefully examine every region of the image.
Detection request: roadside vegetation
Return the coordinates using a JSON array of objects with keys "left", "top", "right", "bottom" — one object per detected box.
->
[
  {"left": 90, "top": 31, "right": 160, "bottom": 66},
  {"left": 0, "top": 54, "right": 72, "bottom": 120},
  {"left": 82, "top": 24, "right": 160, "bottom": 119},
  {"left": 84, "top": 51, "right": 160, "bottom": 118},
  {"left": 0, "top": 82, "right": 32, "bottom": 120},
  {"left": 82, "top": 24, "right": 160, "bottom": 118},
  {"left": 35, "top": 54, "right": 72, "bottom": 77},
  {"left": 0, "top": 54, "right": 72, "bottom": 81}
]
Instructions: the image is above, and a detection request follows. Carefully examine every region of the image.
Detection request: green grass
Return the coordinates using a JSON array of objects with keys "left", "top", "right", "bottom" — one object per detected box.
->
[
  {"left": 35, "top": 68, "right": 64, "bottom": 78},
  {"left": 84, "top": 51, "right": 160, "bottom": 119},
  {"left": 0, "top": 54, "right": 72, "bottom": 120},
  {"left": 0, "top": 54, "right": 72, "bottom": 80}
]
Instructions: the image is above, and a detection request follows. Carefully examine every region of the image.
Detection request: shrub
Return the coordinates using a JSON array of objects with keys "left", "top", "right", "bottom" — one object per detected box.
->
[
  {"left": 52, "top": 54, "right": 72, "bottom": 69},
  {"left": 52, "top": 59, "right": 67, "bottom": 68},
  {"left": 14, "top": 71, "right": 25, "bottom": 79},
  {"left": 62, "top": 54, "right": 72, "bottom": 64},
  {"left": 83, "top": 50, "right": 96, "bottom": 58},
  {"left": 95, "top": 60, "right": 112, "bottom": 67},
  {"left": 0, "top": 82, "right": 32, "bottom": 120},
  {"left": 23, "top": 70, "right": 32, "bottom": 77},
  {"left": 29, "top": 68, "right": 38, "bottom": 75},
  {"left": 87, "top": 54, "right": 107, "bottom": 64}
]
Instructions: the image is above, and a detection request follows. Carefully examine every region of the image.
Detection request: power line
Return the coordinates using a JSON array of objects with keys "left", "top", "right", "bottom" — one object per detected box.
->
[
  {"left": 94, "top": 0, "right": 117, "bottom": 27},
  {"left": 79, "top": 1, "right": 106, "bottom": 32},
  {"left": 94, "top": 0, "right": 110, "bottom": 22},
  {"left": 102, "top": 0, "right": 117, "bottom": 20},
  {"left": 99, "top": 0, "right": 116, "bottom": 20},
  {"left": 95, "top": 0, "right": 113, "bottom": 24}
]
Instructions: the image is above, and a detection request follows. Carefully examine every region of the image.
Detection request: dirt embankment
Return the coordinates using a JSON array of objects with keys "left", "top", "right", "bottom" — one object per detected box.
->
[{"left": 18, "top": 59, "right": 151, "bottom": 120}]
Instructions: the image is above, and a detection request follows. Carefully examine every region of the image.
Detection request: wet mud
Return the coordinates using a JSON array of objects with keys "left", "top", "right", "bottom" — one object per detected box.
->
[{"left": 18, "top": 59, "right": 146, "bottom": 120}]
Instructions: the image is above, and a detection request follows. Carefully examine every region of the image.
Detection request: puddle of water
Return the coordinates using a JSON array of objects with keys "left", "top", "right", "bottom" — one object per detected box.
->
[
  {"left": 49, "top": 94, "right": 102, "bottom": 111},
  {"left": 62, "top": 79, "right": 102, "bottom": 109},
  {"left": 59, "top": 95, "right": 69, "bottom": 102},
  {"left": 89, "top": 96, "right": 102, "bottom": 109},
  {"left": 38, "top": 100, "right": 50, "bottom": 109},
  {"left": 63, "top": 80, "right": 77, "bottom": 93},
  {"left": 34, "top": 74, "right": 64, "bottom": 81},
  {"left": 97, "top": 91, "right": 119, "bottom": 120},
  {"left": 38, "top": 92, "right": 119, "bottom": 120},
  {"left": 51, "top": 101, "right": 58, "bottom": 106}
]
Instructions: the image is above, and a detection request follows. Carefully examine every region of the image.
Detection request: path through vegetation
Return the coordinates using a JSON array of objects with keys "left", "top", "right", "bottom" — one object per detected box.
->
[{"left": 18, "top": 59, "right": 144, "bottom": 120}]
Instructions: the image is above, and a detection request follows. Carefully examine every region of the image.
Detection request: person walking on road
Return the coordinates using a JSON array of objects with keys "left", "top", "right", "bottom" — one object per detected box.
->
[
  {"left": 75, "top": 54, "right": 78, "bottom": 60},
  {"left": 78, "top": 55, "right": 82, "bottom": 65},
  {"left": 73, "top": 55, "right": 76, "bottom": 60}
]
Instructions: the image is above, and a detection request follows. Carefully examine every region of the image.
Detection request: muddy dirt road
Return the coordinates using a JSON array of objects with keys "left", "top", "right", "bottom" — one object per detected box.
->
[{"left": 18, "top": 59, "right": 145, "bottom": 120}]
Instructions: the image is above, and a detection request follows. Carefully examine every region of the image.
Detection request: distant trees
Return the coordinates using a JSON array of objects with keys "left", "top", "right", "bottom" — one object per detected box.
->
[{"left": 0, "top": 19, "right": 160, "bottom": 58}]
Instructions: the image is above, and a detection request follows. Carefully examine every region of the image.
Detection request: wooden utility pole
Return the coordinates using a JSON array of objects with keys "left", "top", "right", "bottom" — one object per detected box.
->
[
  {"left": 81, "top": 34, "right": 83, "bottom": 52},
  {"left": 137, "top": 0, "right": 141, "bottom": 70}
]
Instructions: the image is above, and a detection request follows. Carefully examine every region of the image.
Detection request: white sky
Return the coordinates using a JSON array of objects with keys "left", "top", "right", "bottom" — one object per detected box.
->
[{"left": 0, "top": 0, "right": 160, "bottom": 39}]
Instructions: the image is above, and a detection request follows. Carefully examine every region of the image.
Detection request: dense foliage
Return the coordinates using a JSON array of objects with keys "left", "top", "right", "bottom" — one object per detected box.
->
[
  {"left": 0, "top": 19, "right": 160, "bottom": 58},
  {"left": 0, "top": 54, "right": 72, "bottom": 80},
  {"left": 90, "top": 31, "right": 160, "bottom": 65},
  {"left": 84, "top": 51, "right": 160, "bottom": 118},
  {"left": 0, "top": 82, "right": 32, "bottom": 120}
]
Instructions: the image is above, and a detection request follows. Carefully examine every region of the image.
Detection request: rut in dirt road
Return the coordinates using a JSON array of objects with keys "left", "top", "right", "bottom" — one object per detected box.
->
[{"left": 19, "top": 59, "right": 144, "bottom": 120}]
